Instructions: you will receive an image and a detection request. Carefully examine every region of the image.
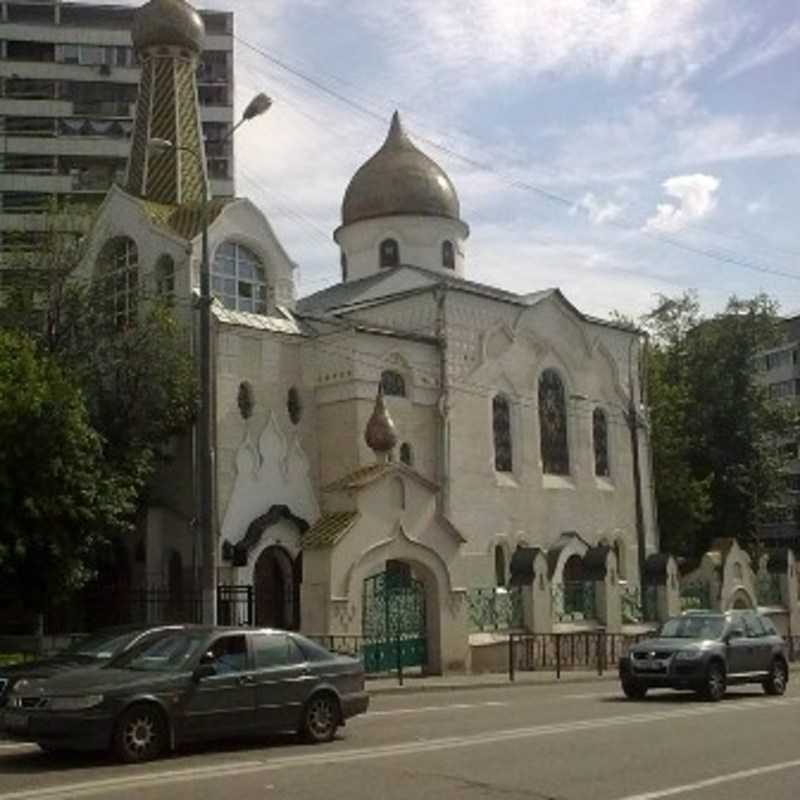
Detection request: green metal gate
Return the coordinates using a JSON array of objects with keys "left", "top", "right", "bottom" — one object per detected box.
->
[{"left": 362, "top": 568, "right": 427, "bottom": 673}]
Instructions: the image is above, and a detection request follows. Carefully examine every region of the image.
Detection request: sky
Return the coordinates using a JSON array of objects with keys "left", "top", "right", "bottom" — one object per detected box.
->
[{"left": 123, "top": 1, "right": 800, "bottom": 319}]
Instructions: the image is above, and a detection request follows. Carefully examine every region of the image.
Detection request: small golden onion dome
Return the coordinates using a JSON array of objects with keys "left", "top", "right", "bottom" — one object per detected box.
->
[
  {"left": 365, "top": 385, "right": 398, "bottom": 455},
  {"left": 131, "top": 0, "right": 205, "bottom": 53}
]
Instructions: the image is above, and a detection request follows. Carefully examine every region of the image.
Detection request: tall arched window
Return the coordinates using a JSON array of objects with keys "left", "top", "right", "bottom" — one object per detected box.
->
[
  {"left": 492, "top": 394, "right": 512, "bottom": 472},
  {"left": 539, "top": 369, "right": 569, "bottom": 475},
  {"left": 494, "top": 545, "right": 506, "bottom": 587},
  {"left": 593, "top": 407, "right": 610, "bottom": 477},
  {"left": 399, "top": 442, "right": 413, "bottom": 466},
  {"left": 155, "top": 254, "right": 175, "bottom": 304},
  {"left": 442, "top": 240, "right": 455, "bottom": 269},
  {"left": 97, "top": 236, "right": 138, "bottom": 326},
  {"left": 379, "top": 238, "right": 400, "bottom": 268},
  {"left": 212, "top": 241, "right": 268, "bottom": 314},
  {"left": 381, "top": 369, "right": 406, "bottom": 397},
  {"left": 340, "top": 251, "right": 348, "bottom": 281}
]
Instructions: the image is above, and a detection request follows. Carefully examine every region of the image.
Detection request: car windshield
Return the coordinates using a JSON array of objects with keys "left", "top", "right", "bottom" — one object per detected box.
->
[
  {"left": 109, "top": 632, "right": 208, "bottom": 672},
  {"left": 64, "top": 630, "right": 141, "bottom": 660},
  {"left": 659, "top": 615, "right": 725, "bottom": 639}
]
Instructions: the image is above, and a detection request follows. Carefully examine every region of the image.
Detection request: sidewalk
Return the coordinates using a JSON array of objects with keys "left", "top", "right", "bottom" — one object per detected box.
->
[{"left": 367, "top": 669, "right": 619, "bottom": 696}]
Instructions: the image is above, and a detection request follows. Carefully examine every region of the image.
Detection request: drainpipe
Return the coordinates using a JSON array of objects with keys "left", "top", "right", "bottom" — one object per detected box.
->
[{"left": 435, "top": 285, "right": 450, "bottom": 517}]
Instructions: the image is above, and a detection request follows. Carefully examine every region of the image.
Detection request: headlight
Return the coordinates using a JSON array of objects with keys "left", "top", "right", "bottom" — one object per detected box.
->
[
  {"left": 49, "top": 695, "right": 104, "bottom": 711},
  {"left": 675, "top": 650, "right": 702, "bottom": 661}
]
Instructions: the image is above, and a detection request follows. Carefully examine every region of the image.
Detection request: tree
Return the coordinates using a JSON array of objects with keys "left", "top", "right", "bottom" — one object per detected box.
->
[
  {"left": 0, "top": 331, "right": 137, "bottom": 611},
  {"left": 640, "top": 291, "right": 793, "bottom": 557}
]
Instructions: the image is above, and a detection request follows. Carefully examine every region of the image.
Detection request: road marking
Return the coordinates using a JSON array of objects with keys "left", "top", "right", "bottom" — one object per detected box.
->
[
  {"left": 0, "top": 696, "right": 797, "bottom": 800},
  {"left": 612, "top": 757, "right": 800, "bottom": 799},
  {"left": 362, "top": 700, "right": 509, "bottom": 719},
  {"left": 563, "top": 692, "right": 615, "bottom": 699}
]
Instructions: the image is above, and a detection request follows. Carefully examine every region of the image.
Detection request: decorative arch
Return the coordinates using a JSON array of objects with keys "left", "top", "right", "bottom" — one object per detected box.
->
[
  {"left": 379, "top": 237, "right": 400, "bottom": 268},
  {"left": 441, "top": 240, "right": 455, "bottom": 270},
  {"left": 538, "top": 368, "right": 569, "bottom": 475},
  {"left": 96, "top": 235, "right": 138, "bottom": 326}
]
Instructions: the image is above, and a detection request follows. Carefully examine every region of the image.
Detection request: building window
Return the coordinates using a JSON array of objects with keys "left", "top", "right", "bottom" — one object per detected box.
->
[
  {"left": 494, "top": 545, "right": 506, "bottom": 587},
  {"left": 399, "top": 442, "right": 413, "bottom": 466},
  {"left": 493, "top": 395, "right": 512, "bottom": 472},
  {"left": 379, "top": 238, "right": 399, "bottom": 268},
  {"left": 155, "top": 254, "right": 175, "bottom": 303},
  {"left": 539, "top": 369, "right": 569, "bottom": 475},
  {"left": 212, "top": 242, "right": 268, "bottom": 314},
  {"left": 381, "top": 370, "right": 406, "bottom": 397},
  {"left": 287, "top": 387, "right": 302, "bottom": 425},
  {"left": 593, "top": 407, "right": 610, "bottom": 477},
  {"left": 97, "top": 236, "right": 138, "bottom": 326},
  {"left": 340, "top": 251, "right": 348, "bottom": 282},
  {"left": 442, "top": 240, "right": 455, "bottom": 270}
]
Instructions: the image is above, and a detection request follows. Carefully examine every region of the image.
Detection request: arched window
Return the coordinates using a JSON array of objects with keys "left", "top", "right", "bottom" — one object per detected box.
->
[
  {"left": 340, "top": 251, "right": 348, "bottom": 281},
  {"left": 494, "top": 545, "right": 506, "bottom": 587},
  {"left": 381, "top": 369, "right": 406, "bottom": 397},
  {"left": 155, "top": 254, "right": 175, "bottom": 304},
  {"left": 212, "top": 241, "right": 268, "bottom": 314},
  {"left": 539, "top": 369, "right": 569, "bottom": 475},
  {"left": 287, "top": 386, "right": 302, "bottom": 425},
  {"left": 379, "top": 238, "right": 400, "bottom": 268},
  {"left": 390, "top": 477, "right": 406, "bottom": 509},
  {"left": 442, "top": 240, "right": 455, "bottom": 270},
  {"left": 399, "top": 442, "right": 413, "bottom": 466},
  {"left": 97, "top": 236, "right": 138, "bottom": 326},
  {"left": 593, "top": 407, "right": 610, "bottom": 477},
  {"left": 493, "top": 394, "right": 512, "bottom": 472}
]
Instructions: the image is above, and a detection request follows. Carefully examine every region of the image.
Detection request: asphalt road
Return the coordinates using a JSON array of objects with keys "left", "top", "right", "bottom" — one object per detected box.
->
[{"left": 2, "top": 678, "right": 800, "bottom": 800}]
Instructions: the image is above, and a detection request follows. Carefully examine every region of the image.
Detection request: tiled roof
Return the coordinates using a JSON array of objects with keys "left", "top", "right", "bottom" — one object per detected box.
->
[
  {"left": 322, "top": 463, "right": 393, "bottom": 492},
  {"left": 138, "top": 197, "right": 232, "bottom": 240},
  {"left": 303, "top": 512, "right": 359, "bottom": 550},
  {"left": 212, "top": 303, "right": 306, "bottom": 335}
]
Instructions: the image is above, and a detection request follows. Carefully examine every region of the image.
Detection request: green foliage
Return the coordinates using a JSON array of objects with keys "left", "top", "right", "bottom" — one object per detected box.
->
[
  {"left": 0, "top": 331, "right": 137, "bottom": 608},
  {"left": 639, "top": 291, "right": 794, "bottom": 557}
]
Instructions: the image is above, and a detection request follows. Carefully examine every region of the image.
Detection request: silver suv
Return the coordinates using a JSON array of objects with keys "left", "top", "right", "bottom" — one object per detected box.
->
[{"left": 619, "top": 610, "right": 789, "bottom": 701}]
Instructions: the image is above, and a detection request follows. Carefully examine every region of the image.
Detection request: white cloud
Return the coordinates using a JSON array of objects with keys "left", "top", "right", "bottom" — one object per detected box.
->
[
  {"left": 644, "top": 174, "right": 720, "bottom": 233},
  {"left": 721, "top": 22, "right": 800, "bottom": 80},
  {"left": 572, "top": 192, "right": 623, "bottom": 225}
]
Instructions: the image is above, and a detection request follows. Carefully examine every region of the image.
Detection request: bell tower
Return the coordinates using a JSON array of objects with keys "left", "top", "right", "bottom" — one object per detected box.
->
[{"left": 126, "top": 0, "right": 208, "bottom": 206}]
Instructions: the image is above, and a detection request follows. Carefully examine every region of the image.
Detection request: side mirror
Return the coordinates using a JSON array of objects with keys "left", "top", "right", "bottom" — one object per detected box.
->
[
  {"left": 725, "top": 627, "right": 745, "bottom": 643},
  {"left": 193, "top": 663, "right": 216, "bottom": 682}
]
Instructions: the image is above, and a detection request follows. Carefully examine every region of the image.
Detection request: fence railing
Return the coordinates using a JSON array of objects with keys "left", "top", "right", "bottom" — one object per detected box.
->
[
  {"left": 757, "top": 573, "right": 783, "bottom": 606},
  {"left": 552, "top": 581, "right": 596, "bottom": 622},
  {"left": 508, "top": 631, "right": 656, "bottom": 681},
  {"left": 467, "top": 587, "right": 524, "bottom": 632},
  {"left": 680, "top": 581, "right": 711, "bottom": 611}
]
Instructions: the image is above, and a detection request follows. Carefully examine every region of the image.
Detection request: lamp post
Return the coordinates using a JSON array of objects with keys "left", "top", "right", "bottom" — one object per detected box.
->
[{"left": 148, "top": 92, "right": 272, "bottom": 624}]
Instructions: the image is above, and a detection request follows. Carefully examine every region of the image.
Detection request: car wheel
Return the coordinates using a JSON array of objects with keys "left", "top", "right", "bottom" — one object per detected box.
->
[
  {"left": 621, "top": 679, "right": 648, "bottom": 700},
  {"left": 302, "top": 694, "right": 339, "bottom": 744},
  {"left": 113, "top": 704, "right": 167, "bottom": 763},
  {"left": 702, "top": 662, "right": 726, "bottom": 702},
  {"left": 763, "top": 659, "right": 788, "bottom": 696}
]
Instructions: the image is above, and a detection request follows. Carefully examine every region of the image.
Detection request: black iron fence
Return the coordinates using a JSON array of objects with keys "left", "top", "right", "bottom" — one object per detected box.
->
[
  {"left": 508, "top": 631, "right": 657, "bottom": 681},
  {"left": 217, "top": 585, "right": 254, "bottom": 627}
]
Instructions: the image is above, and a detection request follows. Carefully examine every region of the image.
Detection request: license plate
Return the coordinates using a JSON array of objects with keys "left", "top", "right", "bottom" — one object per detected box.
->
[
  {"left": 637, "top": 661, "right": 662, "bottom": 671},
  {"left": 3, "top": 711, "right": 29, "bottom": 731}
]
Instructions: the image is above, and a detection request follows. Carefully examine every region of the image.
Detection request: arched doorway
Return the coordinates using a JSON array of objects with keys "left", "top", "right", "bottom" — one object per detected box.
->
[{"left": 254, "top": 546, "right": 297, "bottom": 629}]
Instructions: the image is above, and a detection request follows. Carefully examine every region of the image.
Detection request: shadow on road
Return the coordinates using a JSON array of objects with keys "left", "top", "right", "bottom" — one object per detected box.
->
[{"left": 602, "top": 689, "right": 767, "bottom": 704}]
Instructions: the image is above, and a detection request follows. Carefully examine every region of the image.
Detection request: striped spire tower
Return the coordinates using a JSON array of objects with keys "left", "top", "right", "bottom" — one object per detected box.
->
[{"left": 126, "top": 0, "right": 208, "bottom": 206}]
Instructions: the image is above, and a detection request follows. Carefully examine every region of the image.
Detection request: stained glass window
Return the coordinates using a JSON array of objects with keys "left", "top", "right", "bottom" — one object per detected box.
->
[
  {"left": 379, "top": 238, "right": 399, "bottom": 268},
  {"left": 381, "top": 369, "right": 406, "bottom": 397},
  {"left": 593, "top": 407, "right": 610, "bottom": 477},
  {"left": 442, "top": 240, "right": 455, "bottom": 269},
  {"left": 97, "top": 236, "right": 138, "bottom": 326},
  {"left": 539, "top": 369, "right": 569, "bottom": 475},
  {"left": 493, "top": 394, "right": 512, "bottom": 472}
]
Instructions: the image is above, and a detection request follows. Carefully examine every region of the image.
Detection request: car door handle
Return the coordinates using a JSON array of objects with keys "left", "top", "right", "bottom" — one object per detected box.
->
[{"left": 238, "top": 675, "right": 256, "bottom": 687}]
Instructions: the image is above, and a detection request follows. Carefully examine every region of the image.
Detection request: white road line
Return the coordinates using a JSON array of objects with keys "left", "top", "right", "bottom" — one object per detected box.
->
[
  {"left": 612, "top": 758, "right": 800, "bottom": 799},
  {"left": 0, "top": 696, "right": 797, "bottom": 800},
  {"left": 362, "top": 700, "right": 509, "bottom": 719}
]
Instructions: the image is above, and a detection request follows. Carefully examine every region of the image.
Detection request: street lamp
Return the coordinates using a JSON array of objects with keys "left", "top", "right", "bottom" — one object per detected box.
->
[{"left": 148, "top": 92, "right": 272, "bottom": 625}]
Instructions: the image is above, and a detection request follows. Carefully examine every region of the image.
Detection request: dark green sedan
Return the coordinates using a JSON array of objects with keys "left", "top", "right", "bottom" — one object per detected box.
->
[{"left": 0, "top": 626, "right": 369, "bottom": 762}]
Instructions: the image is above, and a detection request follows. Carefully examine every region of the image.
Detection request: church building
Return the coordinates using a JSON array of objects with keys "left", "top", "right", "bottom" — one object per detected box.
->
[{"left": 79, "top": 0, "right": 659, "bottom": 672}]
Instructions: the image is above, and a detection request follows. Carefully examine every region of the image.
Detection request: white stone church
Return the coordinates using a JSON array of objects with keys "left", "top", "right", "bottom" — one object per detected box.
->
[{"left": 78, "top": 0, "right": 659, "bottom": 672}]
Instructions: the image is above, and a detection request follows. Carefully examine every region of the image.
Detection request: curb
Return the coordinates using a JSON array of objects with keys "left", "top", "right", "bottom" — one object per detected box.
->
[{"left": 367, "top": 671, "right": 618, "bottom": 696}]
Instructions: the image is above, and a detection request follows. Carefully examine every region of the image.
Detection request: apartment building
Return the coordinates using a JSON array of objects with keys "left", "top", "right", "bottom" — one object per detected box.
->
[
  {"left": 0, "top": 0, "right": 234, "bottom": 255},
  {"left": 755, "top": 315, "right": 800, "bottom": 547}
]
